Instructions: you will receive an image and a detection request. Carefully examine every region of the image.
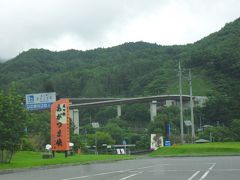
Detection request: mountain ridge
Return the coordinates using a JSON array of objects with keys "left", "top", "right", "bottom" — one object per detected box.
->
[{"left": 0, "top": 17, "right": 239, "bottom": 100}]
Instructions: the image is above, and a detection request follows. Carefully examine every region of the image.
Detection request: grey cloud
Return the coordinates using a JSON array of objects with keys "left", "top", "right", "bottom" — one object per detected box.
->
[
  {"left": 1, "top": 0, "right": 153, "bottom": 59},
  {"left": 0, "top": 0, "right": 239, "bottom": 60}
]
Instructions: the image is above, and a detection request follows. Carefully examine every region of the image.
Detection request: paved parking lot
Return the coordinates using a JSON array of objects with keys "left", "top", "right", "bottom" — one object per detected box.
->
[{"left": 1, "top": 156, "right": 240, "bottom": 180}]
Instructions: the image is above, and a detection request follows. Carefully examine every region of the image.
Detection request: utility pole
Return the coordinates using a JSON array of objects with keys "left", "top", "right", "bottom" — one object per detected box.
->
[
  {"left": 179, "top": 61, "right": 184, "bottom": 144},
  {"left": 92, "top": 122, "right": 99, "bottom": 155},
  {"left": 189, "top": 69, "right": 195, "bottom": 141}
]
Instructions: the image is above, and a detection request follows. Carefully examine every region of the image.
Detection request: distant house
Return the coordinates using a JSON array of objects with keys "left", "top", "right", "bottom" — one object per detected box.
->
[{"left": 165, "top": 96, "right": 207, "bottom": 108}]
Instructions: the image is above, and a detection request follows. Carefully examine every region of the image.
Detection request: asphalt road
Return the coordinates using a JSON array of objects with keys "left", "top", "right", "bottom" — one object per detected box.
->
[{"left": 1, "top": 156, "right": 240, "bottom": 180}]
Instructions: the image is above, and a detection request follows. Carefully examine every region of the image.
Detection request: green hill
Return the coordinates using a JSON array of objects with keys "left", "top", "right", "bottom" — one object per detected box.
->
[
  {"left": 1, "top": 18, "right": 239, "bottom": 99},
  {"left": 0, "top": 43, "right": 210, "bottom": 98},
  {"left": 0, "top": 17, "right": 239, "bottom": 117},
  {"left": 2, "top": 18, "right": 239, "bottom": 100}
]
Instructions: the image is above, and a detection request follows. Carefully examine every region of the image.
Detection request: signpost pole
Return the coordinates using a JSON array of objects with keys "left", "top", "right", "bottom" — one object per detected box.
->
[
  {"left": 95, "top": 130, "right": 98, "bottom": 155},
  {"left": 123, "top": 140, "right": 127, "bottom": 155},
  {"left": 92, "top": 122, "right": 99, "bottom": 155}
]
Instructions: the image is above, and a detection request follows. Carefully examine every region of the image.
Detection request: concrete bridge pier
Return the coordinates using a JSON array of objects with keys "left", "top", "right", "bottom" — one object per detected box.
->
[
  {"left": 150, "top": 101, "right": 157, "bottom": 122},
  {"left": 70, "top": 109, "right": 79, "bottom": 135},
  {"left": 117, "top": 105, "right": 121, "bottom": 118}
]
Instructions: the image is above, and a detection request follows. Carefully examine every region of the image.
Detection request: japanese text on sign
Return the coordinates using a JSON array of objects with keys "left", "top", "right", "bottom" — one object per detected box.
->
[{"left": 51, "top": 99, "right": 70, "bottom": 151}]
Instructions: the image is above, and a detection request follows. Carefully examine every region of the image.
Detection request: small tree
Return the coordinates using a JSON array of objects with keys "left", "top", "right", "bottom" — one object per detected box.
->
[
  {"left": 0, "top": 87, "right": 28, "bottom": 163},
  {"left": 230, "top": 119, "right": 240, "bottom": 141},
  {"left": 105, "top": 121, "right": 125, "bottom": 144},
  {"left": 87, "top": 131, "right": 115, "bottom": 149}
]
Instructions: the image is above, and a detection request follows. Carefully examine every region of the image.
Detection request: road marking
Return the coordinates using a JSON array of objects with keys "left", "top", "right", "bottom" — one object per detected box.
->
[
  {"left": 188, "top": 171, "right": 200, "bottom": 180},
  {"left": 119, "top": 172, "right": 142, "bottom": 180},
  {"left": 129, "top": 171, "right": 142, "bottom": 173},
  {"left": 95, "top": 170, "right": 129, "bottom": 176},
  {"left": 137, "top": 165, "right": 155, "bottom": 170},
  {"left": 61, "top": 164, "right": 157, "bottom": 180},
  {"left": 62, "top": 162, "right": 216, "bottom": 180},
  {"left": 62, "top": 169, "right": 131, "bottom": 180},
  {"left": 199, "top": 163, "right": 216, "bottom": 180},
  {"left": 209, "top": 163, "right": 216, "bottom": 170},
  {"left": 213, "top": 169, "right": 240, "bottom": 171},
  {"left": 147, "top": 169, "right": 197, "bottom": 173}
]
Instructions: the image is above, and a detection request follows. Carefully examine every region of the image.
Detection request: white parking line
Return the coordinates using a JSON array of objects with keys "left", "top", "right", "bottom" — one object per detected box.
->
[
  {"left": 136, "top": 165, "right": 155, "bottom": 170},
  {"left": 62, "top": 162, "right": 216, "bottom": 180},
  {"left": 188, "top": 171, "right": 200, "bottom": 180},
  {"left": 119, "top": 172, "right": 142, "bottom": 180},
  {"left": 61, "top": 166, "right": 151, "bottom": 180},
  {"left": 213, "top": 168, "right": 240, "bottom": 172},
  {"left": 199, "top": 163, "right": 216, "bottom": 180},
  {"left": 61, "top": 164, "right": 170, "bottom": 180},
  {"left": 62, "top": 169, "right": 130, "bottom": 180}
]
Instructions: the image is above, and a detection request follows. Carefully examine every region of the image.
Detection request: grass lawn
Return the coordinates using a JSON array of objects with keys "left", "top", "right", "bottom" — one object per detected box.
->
[
  {"left": 150, "top": 142, "right": 240, "bottom": 157},
  {"left": 0, "top": 151, "right": 134, "bottom": 170}
]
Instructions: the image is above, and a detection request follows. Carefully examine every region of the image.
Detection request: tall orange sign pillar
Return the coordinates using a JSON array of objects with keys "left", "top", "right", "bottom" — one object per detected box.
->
[{"left": 51, "top": 99, "right": 70, "bottom": 155}]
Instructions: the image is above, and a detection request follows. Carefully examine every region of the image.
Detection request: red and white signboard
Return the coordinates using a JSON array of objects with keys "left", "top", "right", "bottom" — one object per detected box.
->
[{"left": 51, "top": 99, "right": 70, "bottom": 151}]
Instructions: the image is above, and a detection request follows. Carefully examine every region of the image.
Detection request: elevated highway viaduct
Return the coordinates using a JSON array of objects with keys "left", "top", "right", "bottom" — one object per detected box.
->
[{"left": 65, "top": 95, "right": 206, "bottom": 134}]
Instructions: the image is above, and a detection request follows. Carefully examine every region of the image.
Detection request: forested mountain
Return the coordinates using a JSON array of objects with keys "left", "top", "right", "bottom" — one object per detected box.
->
[
  {"left": 0, "top": 19, "right": 240, "bottom": 100},
  {"left": 0, "top": 17, "right": 240, "bottom": 124},
  {"left": 189, "top": 17, "right": 240, "bottom": 126},
  {"left": 0, "top": 40, "right": 208, "bottom": 97}
]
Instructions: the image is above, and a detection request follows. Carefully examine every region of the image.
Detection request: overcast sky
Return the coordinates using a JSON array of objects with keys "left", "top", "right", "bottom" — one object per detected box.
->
[{"left": 0, "top": 0, "right": 239, "bottom": 60}]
